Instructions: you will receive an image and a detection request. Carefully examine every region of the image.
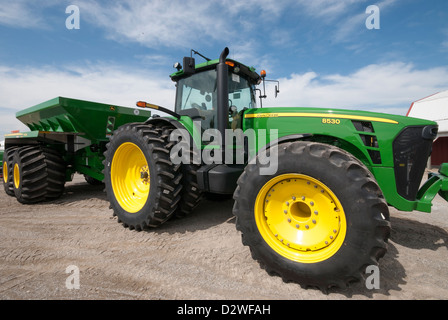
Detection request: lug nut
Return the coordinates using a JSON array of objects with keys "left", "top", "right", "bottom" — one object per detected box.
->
[{"left": 312, "top": 219, "right": 316, "bottom": 224}]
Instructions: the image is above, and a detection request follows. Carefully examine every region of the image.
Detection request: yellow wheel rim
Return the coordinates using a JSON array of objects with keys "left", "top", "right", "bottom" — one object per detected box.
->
[
  {"left": 13, "top": 163, "right": 20, "bottom": 189},
  {"left": 111, "top": 143, "right": 150, "bottom": 213},
  {"left": 255, "top": 174, "right": 347, "bottom": 264},
  {"left": 3, "top": 161, "right": 7, "bottom": 184}
]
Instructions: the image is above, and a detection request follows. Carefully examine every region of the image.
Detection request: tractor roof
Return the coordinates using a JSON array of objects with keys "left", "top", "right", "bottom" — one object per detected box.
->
[{"left": 170, "top": 58, "right": 261, "bottom": 85}]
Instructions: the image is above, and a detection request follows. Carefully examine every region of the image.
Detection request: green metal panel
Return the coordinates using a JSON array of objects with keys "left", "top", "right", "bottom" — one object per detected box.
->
[
  {"left": 240, "top": 107, "right": 438, "bottom": 212},
  {"left": 15, "top": 97, "right": 152, "bottom": 143}
]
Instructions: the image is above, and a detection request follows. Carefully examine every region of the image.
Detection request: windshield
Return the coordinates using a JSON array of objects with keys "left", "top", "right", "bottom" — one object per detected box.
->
[{"left": 175, "top": 69, "right": 256, "bottom": 131}]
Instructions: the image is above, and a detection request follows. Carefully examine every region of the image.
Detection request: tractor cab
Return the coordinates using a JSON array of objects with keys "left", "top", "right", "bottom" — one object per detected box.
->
[{"left": 170, "top": 49, "right": 262, "bottom": 135}]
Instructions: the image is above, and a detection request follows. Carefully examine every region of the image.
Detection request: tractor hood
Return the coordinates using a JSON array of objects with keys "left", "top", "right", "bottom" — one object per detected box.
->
[{"left": 243, "top": 107, "right": 438, "bottom": 128}]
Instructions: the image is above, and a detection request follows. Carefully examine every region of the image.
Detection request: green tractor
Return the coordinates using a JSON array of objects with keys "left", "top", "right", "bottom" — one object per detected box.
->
[{"left": 3, "top": 47, "right": 448, "bottom": 290}]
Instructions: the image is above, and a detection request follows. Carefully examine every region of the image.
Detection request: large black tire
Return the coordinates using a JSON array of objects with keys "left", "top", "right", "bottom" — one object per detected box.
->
[
  {"left": 233, "top": 141, "right": 391, "bottom": 290},
  {"left": 103, "top": 123, "right": 183, "bottom": 230},
  {"left": 157, "top": 124, "right": 202, "bottom": 218},
  {"left": 12, "top": 146, "right": 66, "bottom": 204},
  {"left": 3, "top": 147, "right": 19, "bottom": 196},
  {"left": 173, "top": 149, "right": 203, "bottom": 218},
  {"left": 43, "top": 148, "right": 66, "bottom": 200}
]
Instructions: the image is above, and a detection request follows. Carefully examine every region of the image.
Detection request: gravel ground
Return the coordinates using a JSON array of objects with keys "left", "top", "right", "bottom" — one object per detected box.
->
[{"left": 0, "top": 173, "right": 447, "bottom": 300}]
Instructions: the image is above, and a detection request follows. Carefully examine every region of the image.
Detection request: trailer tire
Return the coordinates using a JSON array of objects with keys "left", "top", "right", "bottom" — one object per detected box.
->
[
  {"left": 3, "top": 147, "right": 19, "bottom": 196},
  {"left": 233, "top": 141, "right": 391, "bottom": 291},
  {"left": 42, "top": 148, "right": 66, "bottom": 200},
  {"left": 104, "top": 123, "right": 183, "bottom": 230},
  {"left": 11, "top": 146, "right": 64, "bottom": 203},
  {"left": 12, "top": 146, "right": 65, "bottom": 204}
]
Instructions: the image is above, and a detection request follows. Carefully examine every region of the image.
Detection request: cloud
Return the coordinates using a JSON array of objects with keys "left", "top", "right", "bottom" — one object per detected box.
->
[
  {"left": 0, "top": 1, "right": 46, "bottom": 28},
  {"left": 294, "top": 0, "right": 399, "bottom": 43},
  {"left": 263, "top": 62, "right": 448, "bottom": 115},
  {"left": 0, "top": 63, "right": 176, "bottom": 140},
  {"left": 76, "top": 0, "right": 235, "bottom": 48},
  {"left": 0, "top": 0, "right": 64, "bottom": 29},
  {"left": 2, "top": 59, "right": 447, "bottom": 140}
]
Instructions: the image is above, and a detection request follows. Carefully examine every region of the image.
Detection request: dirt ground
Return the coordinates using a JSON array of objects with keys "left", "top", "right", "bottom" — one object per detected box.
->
[{"left": 0, "top": 173, "right": 447, "bottom": 300}]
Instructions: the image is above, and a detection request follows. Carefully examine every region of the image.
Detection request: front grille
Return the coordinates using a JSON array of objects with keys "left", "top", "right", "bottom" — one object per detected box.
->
[{"left": 393, "top": 125, "right": 437, "bottom": 201}]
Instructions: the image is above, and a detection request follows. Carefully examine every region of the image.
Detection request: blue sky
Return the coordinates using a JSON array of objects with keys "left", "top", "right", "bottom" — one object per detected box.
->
[{"left": 0, "top": 0, "right": 447, "bottom": 141}]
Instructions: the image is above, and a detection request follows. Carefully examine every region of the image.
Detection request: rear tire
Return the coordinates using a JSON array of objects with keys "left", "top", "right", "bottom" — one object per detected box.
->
[
  {"left": 161, "top": 124, "right": 203, "bottom": 218},
  {"left": 233, "top": 141, "right": 391, "bottom": 290},
  {"left": 104, "top": 123, "right": 183, "bottom": 230},
  {"left": 174, "top": 149, "right": 203, "bottom": 218}
]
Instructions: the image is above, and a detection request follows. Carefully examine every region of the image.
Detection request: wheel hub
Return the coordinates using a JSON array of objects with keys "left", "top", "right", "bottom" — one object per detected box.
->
[
  {"left": 3, "top": 161, "right": 7, "bottom": 184},
  {"left": 140, "top": 166, "right": 150, "bottom": 185},
  {"left": 255, "top": 174, "right": 347, "bottom": 263},
  {"left": 111, "top": 142, "right": 150, "bottom": 213}
]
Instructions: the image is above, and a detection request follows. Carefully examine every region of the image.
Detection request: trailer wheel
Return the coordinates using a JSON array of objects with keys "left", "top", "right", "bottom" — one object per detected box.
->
[
  {"left": 233, "top": 141, "right": 391, "bottom": 290},
  {"left": 104, "top": 123, "right": 182, "bottom": 230},
  {"left": 12, "top": 146, "right": 65, "bottom": 204},
  {"left": 3, "top": 147, "right": 18, "bottom": 196}
]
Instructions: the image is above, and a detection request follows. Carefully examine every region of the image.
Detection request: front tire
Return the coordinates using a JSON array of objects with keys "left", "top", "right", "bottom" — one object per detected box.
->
[{"left": 233, "top": 141, "right": 391, "bottom": 290}]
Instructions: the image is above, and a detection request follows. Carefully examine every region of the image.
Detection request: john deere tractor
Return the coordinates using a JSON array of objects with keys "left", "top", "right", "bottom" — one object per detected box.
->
[
  {"left": 102, "top": 48, "right": 447, "bottom": 289},
  {"left": 3, "top": 48, "right": 447, "bottom": 290}
]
